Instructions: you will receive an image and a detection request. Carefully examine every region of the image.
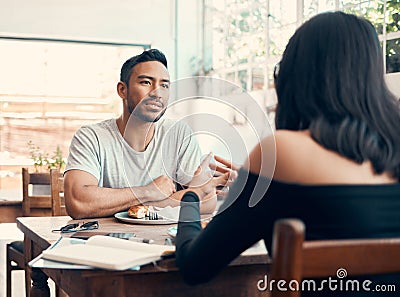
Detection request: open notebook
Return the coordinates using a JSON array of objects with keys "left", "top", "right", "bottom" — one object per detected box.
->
[{"left": 41, "top": 235, "right": 175, "bottom": 271}]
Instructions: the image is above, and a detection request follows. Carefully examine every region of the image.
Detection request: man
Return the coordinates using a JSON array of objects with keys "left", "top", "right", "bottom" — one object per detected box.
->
[{"left": 64, "top": 49, "right": 231, "bottom": 219}]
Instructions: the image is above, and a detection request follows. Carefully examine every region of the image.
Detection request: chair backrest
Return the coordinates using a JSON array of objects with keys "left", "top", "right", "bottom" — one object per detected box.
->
[
  {"left": 270, "top": 219, "right": 400, "bottom": 297},
  {"left": 50, "top": 168, "right": 67, "bottom": 216},
  {"left": 22, "top": 167, "right": 52, "bottom": 216}
]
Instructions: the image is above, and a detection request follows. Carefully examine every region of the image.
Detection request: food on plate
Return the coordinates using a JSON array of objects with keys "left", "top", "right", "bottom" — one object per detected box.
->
[{"left": 128, "top": 205, "right": 149, "bottom": 219}]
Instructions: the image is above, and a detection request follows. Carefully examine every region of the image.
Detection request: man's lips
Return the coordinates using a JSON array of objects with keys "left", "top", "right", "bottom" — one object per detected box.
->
[{"left": 143, "top": 99, "right": 164, "bottom": 110}]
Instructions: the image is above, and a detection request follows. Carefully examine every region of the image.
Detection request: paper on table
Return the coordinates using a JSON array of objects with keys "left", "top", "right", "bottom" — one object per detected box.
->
[
  {"left": 30, "top": 236, "right": 146, "bottom": 270},
  {"left": 30, "top": 237, "right": 96, "bottom": 270},
  {"left": 40, "top": 235, "right": 175, "bottom": 271},
  {"left": 30, "top": 255, "right": 95, "bottom": 270}
]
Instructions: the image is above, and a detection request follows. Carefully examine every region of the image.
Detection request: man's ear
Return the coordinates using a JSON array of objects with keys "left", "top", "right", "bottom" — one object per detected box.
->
[{"left": 117, "top": 81, "right": 127, "bottom": 100}]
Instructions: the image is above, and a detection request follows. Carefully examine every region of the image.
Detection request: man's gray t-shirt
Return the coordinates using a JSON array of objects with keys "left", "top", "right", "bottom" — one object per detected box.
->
[{"left": 65, "top": 118, "right": 202, "bottom": 188}]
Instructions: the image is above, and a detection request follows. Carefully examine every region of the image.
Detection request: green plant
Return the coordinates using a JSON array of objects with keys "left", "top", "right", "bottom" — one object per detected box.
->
[{"left": 28, "top": 141, "right": 66, "bottom": 172}]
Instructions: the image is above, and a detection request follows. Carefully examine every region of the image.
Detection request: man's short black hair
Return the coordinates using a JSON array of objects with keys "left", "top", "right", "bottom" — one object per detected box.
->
[{"left": 120, "top": 49, "right": 168, "bottom": 85}]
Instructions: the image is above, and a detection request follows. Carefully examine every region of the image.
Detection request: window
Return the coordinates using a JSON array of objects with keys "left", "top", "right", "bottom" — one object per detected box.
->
[
  {"left": 0, "top": 36, "right": 147, "bottom": 192},
  {"left": 208, "top": 0, "right": 400, "bottom": 121}
]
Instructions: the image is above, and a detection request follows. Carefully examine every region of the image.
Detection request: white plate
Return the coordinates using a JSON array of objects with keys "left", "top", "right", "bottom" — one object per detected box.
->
[{"left": 114, "top": 211, "right": 177, "bottom": 225}]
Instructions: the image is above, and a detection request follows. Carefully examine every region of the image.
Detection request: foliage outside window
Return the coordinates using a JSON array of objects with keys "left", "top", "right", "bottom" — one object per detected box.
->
[
  {"left": 210, "top": 0, "right": 400, "bottom": 94},
  {"left": 28, "top": 141, "right": 66, "bottom": 173},
  {"left": 341, "top": 0, "right": 400, "bottom": 73},
  {"left": 209, "top": 0, "right": 270, "bottom": 91}
]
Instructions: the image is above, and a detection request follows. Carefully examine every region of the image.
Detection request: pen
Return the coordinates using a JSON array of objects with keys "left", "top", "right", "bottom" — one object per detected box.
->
[{"left": 129, "top": 237, "right": 154, "bottom": 244}]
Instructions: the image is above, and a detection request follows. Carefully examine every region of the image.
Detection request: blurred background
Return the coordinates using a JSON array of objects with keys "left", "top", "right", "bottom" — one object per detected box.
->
[{"left": 0, "top": 0, "right": 399, "bottom": 197}]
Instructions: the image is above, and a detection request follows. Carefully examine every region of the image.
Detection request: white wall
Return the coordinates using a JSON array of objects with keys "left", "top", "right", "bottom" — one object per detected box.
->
[{"left": 0, "top": 0, "right": 203, "bottom": 79}]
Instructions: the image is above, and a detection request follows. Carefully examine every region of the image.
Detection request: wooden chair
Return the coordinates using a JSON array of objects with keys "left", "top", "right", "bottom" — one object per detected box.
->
[
  {"left": 50, "top": 168, "right": 67, "bottom": 216},
  {"left": 270, "top": 219, "right": 400, "bottom": 297},
  {"left": 6, "top": 168, "right": 52, "bottom": 297},
  {"left": 22, "top": 167, "right": 52, "bottom": 216},
  {"left": 6, "top": 241, "right": 25, "bottom": 297}
]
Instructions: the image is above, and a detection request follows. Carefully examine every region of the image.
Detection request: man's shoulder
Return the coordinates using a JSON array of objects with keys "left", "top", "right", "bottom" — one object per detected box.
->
[{"left": 76, "top": 119, "right": 117, "bottom": 135}]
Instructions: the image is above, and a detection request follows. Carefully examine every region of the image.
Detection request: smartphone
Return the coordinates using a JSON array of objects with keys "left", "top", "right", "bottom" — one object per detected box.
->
[
  {"left": 106, "top": 232, "right": 136, "bottom": 240},
  {"left": 70, "top": 231, "right": 109, "bottom": 240}
]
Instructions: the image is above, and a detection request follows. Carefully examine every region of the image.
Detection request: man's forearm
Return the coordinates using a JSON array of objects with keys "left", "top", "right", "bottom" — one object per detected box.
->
[
  {"left": 66, "top": 183, "right": 216, "bottom": 219},
  {"left": 144, "top": 188, "right": 217, "bottom": 214},
  {"left": 66, "top": 185, "right": 153, "bottom": 219}
]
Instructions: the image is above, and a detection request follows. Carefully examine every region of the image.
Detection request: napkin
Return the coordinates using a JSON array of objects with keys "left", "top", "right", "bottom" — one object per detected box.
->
[{"left": 155, "top": 206, "right": 180, "bottom": 221}]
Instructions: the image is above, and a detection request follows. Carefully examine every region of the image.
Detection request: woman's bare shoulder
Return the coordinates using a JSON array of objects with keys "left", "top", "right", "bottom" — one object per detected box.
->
[
  {"left": 245, "top": 130, "right": 396, "bottom": 184},
  {"left": 267, "top": 130, "right": 395, "bottom": 184},
  {"left": 268, "top": 130, "right": 316, "bottom": 182},
  {"left": 245, "top": 130, "right": 305, "bottom": 178},
  {"left": 247, "top": 130, "right": 336, "bottom": 183}
]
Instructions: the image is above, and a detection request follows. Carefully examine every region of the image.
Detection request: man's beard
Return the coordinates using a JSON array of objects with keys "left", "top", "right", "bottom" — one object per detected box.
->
[{"left": 128, "top": 102, "right": 166, "bottom": 123}]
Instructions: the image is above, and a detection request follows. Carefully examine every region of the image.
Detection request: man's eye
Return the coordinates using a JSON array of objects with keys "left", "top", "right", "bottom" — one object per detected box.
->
[
  {"left": 141, "top": 81, "right": 151, "bottom": 85},
  {"left": 161, "top": 84, "right": 169, "bottom": 89}
]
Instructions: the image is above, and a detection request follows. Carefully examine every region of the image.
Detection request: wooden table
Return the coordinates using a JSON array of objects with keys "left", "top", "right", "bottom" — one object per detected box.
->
[{"left": 17, "top": 216, "right": 271, "bottom": 297}]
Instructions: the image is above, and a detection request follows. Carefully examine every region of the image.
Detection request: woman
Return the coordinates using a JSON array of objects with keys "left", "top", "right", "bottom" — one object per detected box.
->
[{"left": 175, "top": 11, "right": 400, "bottom": 296}]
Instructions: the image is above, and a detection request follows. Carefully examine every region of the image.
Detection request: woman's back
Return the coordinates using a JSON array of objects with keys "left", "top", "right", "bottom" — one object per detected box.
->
[{"left": 252, "top": 130, "right": 397, "bottom": 185}]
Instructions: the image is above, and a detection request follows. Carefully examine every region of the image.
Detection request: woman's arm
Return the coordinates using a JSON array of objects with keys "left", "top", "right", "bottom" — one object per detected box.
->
[{"left": 175, "top": 169, "right": 274, "bottom": 285}]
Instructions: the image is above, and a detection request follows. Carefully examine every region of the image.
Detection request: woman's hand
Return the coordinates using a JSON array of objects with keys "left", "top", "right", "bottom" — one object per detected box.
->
[{"left": 188, "top": 153, "right": 239, "bottom": 200}]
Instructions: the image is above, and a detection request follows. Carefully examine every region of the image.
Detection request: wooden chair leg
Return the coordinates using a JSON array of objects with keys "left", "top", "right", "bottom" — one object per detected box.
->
[
  {"left": 6, "top": 246, "right": 12, "bottom": 297},
  {"left": 24, "top": 236, "right": 32, "bottom": 297},
  {"left": 25, "top": 265, "right": 32, "bottom": 297}
]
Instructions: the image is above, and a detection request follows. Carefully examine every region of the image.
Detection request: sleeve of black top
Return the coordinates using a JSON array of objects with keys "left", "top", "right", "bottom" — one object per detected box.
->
[
  {"left": 176, "top": 191, "right": 202, "bottom": 262},
  {"left": 175, "top": 169, "right": 273, "bottom": 285}
]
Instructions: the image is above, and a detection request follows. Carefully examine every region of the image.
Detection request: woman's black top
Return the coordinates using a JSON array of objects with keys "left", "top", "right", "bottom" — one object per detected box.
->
[{"left": 176, "top": 168, "right": 400, "bottom": 296}]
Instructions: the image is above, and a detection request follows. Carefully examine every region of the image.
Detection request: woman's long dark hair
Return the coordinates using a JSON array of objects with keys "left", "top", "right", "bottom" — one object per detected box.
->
[{"left": 275, "top": 11, "right": 400, "bottom": 180}]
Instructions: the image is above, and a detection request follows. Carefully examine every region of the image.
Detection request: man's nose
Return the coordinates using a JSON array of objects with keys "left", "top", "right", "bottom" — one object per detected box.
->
[
  {"left": 149, "top": 86, "right": 168, "bottom": 99},
  {"left": 149, "top": 86, "right": 162, "bottom": 98}
]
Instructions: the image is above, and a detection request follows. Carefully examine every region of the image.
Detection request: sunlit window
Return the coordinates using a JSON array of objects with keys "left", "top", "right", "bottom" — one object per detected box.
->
[
  {"left": 0, "top": 37, "right": 146, "bottom": 192},
  {"left": 0, "top": 37, "right": 145, "bottom": 157},
  {"left": 208, "top": 0, "right": 400, "bottom": 119}
]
